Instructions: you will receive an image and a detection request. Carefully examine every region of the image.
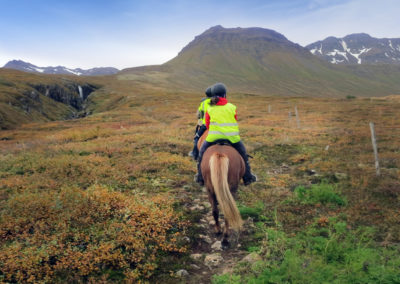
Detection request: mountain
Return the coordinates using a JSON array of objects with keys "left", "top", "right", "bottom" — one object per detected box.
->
[
  {"left": 120, "top": 26, "right": 400, "bottom": 97},
  {"left": 3, "top": 60, "right": 119, "bottom": 76},
  {"left": 306, "top": 34, "right": 400, "bottom": 64}
]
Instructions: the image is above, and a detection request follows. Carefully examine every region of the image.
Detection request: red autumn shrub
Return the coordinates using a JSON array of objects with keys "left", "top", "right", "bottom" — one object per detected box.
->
[{"left": 0, "top": 185, "right": 187, "bottom": 282}]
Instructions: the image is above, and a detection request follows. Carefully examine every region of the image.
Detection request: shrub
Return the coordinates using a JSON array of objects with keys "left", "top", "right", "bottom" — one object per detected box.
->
[{"left": 0, "top": 186, "right": 187, "bottom": 282}]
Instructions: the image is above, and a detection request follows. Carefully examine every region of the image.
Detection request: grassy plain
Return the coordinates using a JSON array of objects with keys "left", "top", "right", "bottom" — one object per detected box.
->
[{"left": 1, "top": 81, "right": 400, "bottom": 282}]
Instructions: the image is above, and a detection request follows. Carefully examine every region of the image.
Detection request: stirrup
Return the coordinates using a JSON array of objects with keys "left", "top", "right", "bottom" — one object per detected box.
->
[{"left": 243, "top": 173, "right": 257, "bottom": 186}]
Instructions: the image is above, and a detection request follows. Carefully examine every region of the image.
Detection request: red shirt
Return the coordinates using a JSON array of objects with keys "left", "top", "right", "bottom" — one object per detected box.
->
[{"left": 205, "top": 98, "right": 238, "bottom": 129}]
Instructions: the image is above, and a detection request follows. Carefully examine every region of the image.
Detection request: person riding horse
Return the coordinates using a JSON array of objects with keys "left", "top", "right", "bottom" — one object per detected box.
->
[
  {"left": 189, "top": 86, "right": 212, "bottom": 160},
  {"left": 195, "top": 83, "right": 257, "bottom": 186}
]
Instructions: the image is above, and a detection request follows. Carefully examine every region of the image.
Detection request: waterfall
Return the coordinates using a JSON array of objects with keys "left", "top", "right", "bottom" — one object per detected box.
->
[{"left": 78, "top": 85, "right": 83, "bottom": 99}]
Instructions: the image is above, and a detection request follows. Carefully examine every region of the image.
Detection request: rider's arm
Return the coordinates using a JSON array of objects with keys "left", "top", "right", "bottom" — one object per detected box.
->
[{"left": 205, "top": 112, "right": 210, "bottom": 129}]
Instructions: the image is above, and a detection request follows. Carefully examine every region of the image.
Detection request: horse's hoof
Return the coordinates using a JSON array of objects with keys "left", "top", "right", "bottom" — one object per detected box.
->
[{"left": 221, "top": 239, "right": 230, "bottom": 250}]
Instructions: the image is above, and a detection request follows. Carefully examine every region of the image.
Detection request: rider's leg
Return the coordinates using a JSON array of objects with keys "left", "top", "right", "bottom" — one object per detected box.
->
[
  {"left": 190, "top": 125, "right": 207, "bottom": 160},
  {"left": 192, "top": 125, "right": 207, "bottom": 160},
  {"left": 232, "top": 141, "right": 257, "bottom": 186},
  {"left": 195, "top": 140, "right": 212, "bottom": 185}
]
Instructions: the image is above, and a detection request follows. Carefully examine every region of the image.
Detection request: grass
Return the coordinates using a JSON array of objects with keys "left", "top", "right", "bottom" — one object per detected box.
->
[
  {"left": 294, "top": 183, "right": 347, "bottom": 206},
  {"left": 213, "top": 218, "right": 400, "bottom": 283}
]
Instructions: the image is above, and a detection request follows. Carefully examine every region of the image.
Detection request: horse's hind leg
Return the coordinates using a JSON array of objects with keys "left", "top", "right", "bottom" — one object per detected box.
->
[
  {"left": 208, "top": 192, "right": 222, "bottom": 235},
  {"left": 222, "top": 219, "right": 230, "bottom": 249}
]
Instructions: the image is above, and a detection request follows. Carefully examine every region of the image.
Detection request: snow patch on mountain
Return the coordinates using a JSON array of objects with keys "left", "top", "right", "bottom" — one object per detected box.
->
[
  {"left": 3, "top": 60, "right": 119, "bottom": 76},
  {"left": 310, "top": 44, "right": 323, "bottom": 55},
  {"left": 350, "top": 48, "right": 371, "bottom": 64}
]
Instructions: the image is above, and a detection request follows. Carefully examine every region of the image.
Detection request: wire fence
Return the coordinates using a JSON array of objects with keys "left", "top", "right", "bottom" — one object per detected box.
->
[{"left": 247, "top": 103, "right": 400, "bottom": 177}]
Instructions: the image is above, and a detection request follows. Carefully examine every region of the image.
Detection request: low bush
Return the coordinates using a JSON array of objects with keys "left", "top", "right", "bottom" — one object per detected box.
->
[{"left": 0, "top": 186, "right": 187, "bottom": 282}]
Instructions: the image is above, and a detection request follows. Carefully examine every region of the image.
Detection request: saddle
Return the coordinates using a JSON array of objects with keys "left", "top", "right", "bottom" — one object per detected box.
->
[
  {"left": 214, "top": 139, "right": 233, "bottom": 146},
  {"left": 211, "top": 139, "right": 253, "bottom": 159}
]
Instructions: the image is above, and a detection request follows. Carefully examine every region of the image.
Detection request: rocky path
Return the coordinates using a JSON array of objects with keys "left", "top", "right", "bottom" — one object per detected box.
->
[{"left": 174, "top": 186, "right": 258, "bottom": 283}]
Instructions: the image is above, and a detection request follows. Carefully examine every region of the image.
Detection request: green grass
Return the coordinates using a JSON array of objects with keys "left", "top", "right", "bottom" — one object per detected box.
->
[
  {"left": 294, "top": 183, "right": 347, "bottom": 206},
  {"left": 213, "top": 218, "right": 400, "bottom": 284}
]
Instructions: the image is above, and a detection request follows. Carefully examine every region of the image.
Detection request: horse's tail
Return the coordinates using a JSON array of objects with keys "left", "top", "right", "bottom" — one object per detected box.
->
[{"left": 209, "top": 153, "right": 243, "bottom": 230}]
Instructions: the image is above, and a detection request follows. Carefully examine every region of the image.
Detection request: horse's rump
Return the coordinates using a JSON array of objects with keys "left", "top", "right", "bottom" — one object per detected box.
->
[{"left": 201, "top": 145, "right": 245, "bottom": 231}]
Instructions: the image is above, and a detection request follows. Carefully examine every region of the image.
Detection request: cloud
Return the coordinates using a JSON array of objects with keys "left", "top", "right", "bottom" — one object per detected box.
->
[{"left": 272, "top": 0, "right": 400, "bottom": 45}]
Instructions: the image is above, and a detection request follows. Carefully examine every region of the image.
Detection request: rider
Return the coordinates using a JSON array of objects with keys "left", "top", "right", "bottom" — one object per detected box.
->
[
  {"left": 195, "top": 83, "right": 257, "bottom": 186},
  {"left": 189, "top": 86, "right": 213, "bottom": 160}
]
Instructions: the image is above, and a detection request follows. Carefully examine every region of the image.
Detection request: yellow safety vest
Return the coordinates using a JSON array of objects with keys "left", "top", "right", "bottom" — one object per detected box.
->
[
  {"left": 206, "top": 102, "right": 240, "bottom": 143},
  {"left": 198, "top": 98, "right": 211, "bottom": 125}
]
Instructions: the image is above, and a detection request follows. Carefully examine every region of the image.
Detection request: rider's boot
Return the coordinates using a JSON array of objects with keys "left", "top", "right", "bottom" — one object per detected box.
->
[
  {"left": 243, "top": 160, "right": 257, "bottom": 186},
  {"left": 234, "top": 142, "right": 257, "bottom": 186},
  {"left": 194, "top": 160, "right": 204, "bottom": 186}
]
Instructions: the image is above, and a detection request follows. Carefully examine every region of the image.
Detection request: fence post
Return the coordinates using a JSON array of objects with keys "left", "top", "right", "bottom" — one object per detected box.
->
[
  {"left": 294, "top": 106, "right": 300, "bottom": 128},
  {"left": 288, "top": 111, "right": 292, "bottom": 125},
  {"left": 268, "top": 105, "right": 271, "bottom": 114},
  {"left": 369, "top": 122, "right": 380, "bottom": 176}
]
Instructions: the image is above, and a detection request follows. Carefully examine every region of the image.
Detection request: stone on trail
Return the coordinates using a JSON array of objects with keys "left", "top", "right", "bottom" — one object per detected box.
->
[
  {"left": 190, "top": 264, "right": 201, "bottom": 270},
  {"left": 190, "top": 204, "right": 205, "bottom": 211},
  {"left": 211, "top": 240, "right": 222, "bottom": 251},
  {"left": 241, "top": 252, "right": 262, "bottom": 264},
  {"left": 190, "top": 253, "right": 203, "bottom": 261},
  {"left": 176, "top": 269, "right": 189, "bottom": 277},
  {"left": 204, "top": 253, "right": 224, "bottom": 268},
  {"left": 199, "top": 234, "right": 212, "bottom": 244}
]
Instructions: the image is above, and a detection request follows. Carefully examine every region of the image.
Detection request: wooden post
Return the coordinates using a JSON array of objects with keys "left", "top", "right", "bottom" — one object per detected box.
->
[
  {"left": 294, "top": 106, "right": 300, "bottom": 128},
  {"left": 369, "top": 122, "right": 380, "bottom": 176},
  {"left": 288, "top": 111, "right": 292, "bottom": 125},
  {"left": 268, "top": 105, "right": 271, "bottom": 113}
]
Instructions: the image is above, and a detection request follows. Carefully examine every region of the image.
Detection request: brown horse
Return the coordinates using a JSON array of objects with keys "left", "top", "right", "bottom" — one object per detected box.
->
[{"left": 198, "top": 131, "right": 245, "bottom": 247}]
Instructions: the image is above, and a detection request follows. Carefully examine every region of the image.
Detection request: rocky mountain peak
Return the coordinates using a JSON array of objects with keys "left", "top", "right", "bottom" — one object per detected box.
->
[{"left": 306, "top": 34, "right": 400, "bottom": 65}]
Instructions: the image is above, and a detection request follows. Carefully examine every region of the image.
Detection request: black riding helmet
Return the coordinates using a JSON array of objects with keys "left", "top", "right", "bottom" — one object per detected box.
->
[
  {"left": 211, "top": 83, "right": 227, "bottom": 98},
  {"left": 205, "top": 86, "right": 212, "bottom": 97}
]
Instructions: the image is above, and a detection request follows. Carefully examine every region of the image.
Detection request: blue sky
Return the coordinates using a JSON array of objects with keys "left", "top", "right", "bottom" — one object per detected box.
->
[{"left": 0, "top": 0, "right": 399, "bottom": 69}]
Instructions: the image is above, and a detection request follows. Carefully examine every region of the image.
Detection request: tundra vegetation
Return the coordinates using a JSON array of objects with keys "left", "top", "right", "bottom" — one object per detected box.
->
[{"left": 1, "top": 77, "right": 400, "bottom": 282}]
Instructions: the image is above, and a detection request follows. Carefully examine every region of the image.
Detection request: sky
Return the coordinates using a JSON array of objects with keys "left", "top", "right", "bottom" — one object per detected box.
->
[{"left": 0, "top": 0, "right": 399, "bottom": 70}]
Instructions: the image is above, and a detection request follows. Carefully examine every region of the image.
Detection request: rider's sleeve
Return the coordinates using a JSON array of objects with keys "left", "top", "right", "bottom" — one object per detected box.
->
[{"left": 205, "top": 112, "right": 210, "bottom": 129}]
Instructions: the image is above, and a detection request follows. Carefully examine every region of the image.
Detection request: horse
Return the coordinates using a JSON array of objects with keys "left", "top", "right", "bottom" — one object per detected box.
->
[{"left": 197, "top": 130, "right": 245, "bottom": 248}]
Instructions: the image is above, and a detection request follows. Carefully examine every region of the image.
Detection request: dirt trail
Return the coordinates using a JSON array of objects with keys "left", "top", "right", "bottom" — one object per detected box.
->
[{"left": 177, "top": 185, "right": 253, "bottom": 284}]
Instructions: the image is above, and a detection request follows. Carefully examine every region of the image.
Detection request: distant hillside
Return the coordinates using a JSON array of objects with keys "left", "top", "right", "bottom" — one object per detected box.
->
[
  {"left": 0, "top": 69, "right": 100, "bottom": 129},
  {"left": 3, "top": 60, "right": 119, "bottom": 76},
  {"left": 120, "top": 26, "right": 400, "bottom": 97},
  {"left": 306, "top": 34, "right": 400, "bottom": 64}
]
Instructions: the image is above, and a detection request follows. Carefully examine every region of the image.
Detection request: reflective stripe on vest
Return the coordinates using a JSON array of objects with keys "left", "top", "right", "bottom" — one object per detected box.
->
[
  {"left": 209, "top": 122, "right": 238, "bottom": 127},
  {"left": 208, "top": 131, "right": 240, "bottom": 136},
  {"left": 206, "top": 102, "right": 240, "bottom": 144}
]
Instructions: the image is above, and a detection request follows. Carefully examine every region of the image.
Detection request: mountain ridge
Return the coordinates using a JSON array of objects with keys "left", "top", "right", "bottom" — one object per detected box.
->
[
  {"left": 3, "top": 60, "right": 119, "bottom": 76},
  {"left": 306, "top": 33, "right": 400, "bottom": 64}
]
